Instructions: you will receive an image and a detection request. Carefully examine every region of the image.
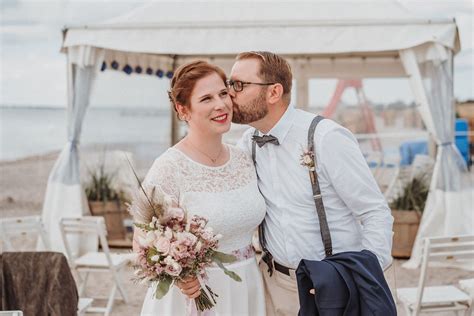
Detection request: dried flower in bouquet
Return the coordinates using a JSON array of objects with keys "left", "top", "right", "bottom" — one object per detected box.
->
[{"left": 125, "top": 156, "right": 241, "bottom": 311}]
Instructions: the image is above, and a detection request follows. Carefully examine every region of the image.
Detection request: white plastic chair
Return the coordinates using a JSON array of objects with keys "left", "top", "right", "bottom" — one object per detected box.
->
[
  {"left": 459, "top": 278, "right": 474, "bottom": 301},
  {"left": 0, "top": 312, "right": 23, "bottom": 316},
  {"left": 0, "top": 216, "right": 94, "bottom": 314},
  {"left": 397, "top": 235, "right": 474, "bottom": 315},
  {"left": 0, "top": 216, "right": 49, "bottom": 251},
  {"left": 59, "top": 216, "right": 129, "bottom": 316}
]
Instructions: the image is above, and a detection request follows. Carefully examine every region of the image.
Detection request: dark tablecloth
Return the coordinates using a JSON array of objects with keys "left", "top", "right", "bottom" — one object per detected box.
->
[{"left": 1, "top": 251, "right": 78, "bottom": 316}]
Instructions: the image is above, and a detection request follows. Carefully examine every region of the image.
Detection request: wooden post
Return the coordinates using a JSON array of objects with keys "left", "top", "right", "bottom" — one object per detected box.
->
[
  {"left": 294, "top": 59, "right": 309, "bottom": 109},
  {"left": 170, "top": 55, "right": 180, "bottom": 145},
  {"left": 297, "top": 76, "right": 309, "bottom": 109}
]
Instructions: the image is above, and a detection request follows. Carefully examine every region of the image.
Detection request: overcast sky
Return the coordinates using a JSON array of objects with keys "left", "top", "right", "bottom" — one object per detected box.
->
[{"left": 0, "top": 0, "right": 472, "bottom": 108}]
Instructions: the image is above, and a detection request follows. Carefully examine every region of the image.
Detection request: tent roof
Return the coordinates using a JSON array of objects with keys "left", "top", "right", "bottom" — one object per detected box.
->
[{"left": 63, "top": 0, "right": 460, "bottom": 57}]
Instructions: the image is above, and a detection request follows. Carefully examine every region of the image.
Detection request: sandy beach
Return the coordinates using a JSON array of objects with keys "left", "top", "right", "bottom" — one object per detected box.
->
[{"left": 1, "top": 151, "right": 472, "bottom": 315}]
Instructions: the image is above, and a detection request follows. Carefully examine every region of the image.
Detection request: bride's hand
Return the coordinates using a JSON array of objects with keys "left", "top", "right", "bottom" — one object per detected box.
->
[{"left": 176, "top": 277, "right": 201, "bottom": 299}]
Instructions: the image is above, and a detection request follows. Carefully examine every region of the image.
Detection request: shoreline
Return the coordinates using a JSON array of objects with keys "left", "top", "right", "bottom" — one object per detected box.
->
[
  {"left": 0, "top": 143, "right": 165, "bottom": 218},
  {"left": 0, "top": 150, "right": 61, "bottom": 166}
]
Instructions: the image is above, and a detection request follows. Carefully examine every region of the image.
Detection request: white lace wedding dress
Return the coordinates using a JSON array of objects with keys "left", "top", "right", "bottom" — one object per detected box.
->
[{"left": 139, "top": 145, "right": 267, "bottom": 316}]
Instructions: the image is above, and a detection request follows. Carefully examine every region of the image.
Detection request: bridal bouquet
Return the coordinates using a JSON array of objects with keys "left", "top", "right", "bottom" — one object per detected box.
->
[{"left": 127, "top": 163, "right": 241, "bottom": 311}]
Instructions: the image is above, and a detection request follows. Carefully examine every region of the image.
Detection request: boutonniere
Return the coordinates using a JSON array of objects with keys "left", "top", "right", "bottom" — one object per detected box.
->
[{"left": 300, "top": 148, "right": 315, "bottom": 171}]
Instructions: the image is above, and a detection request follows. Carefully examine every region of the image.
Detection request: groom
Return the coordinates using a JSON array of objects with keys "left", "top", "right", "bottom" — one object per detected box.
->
[{"left": 230, "top": 51, "right": 394, "bottom": 315}]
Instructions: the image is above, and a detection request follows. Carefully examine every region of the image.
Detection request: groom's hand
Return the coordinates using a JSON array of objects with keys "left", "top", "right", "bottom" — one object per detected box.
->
[{"left": 176, "top": 277, "right": 201, "bottom": 299}]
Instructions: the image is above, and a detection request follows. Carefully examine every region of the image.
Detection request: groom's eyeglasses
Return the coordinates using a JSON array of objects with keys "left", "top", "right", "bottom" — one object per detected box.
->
[{"left": 226, "top": 79, "right": 277, "bottom": 92}]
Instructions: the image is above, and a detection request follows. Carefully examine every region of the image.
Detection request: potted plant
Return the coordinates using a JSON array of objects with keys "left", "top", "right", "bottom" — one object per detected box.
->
[
  {"left": 84, "top": 163, "right": 129, "bottom": 242},
  {"left": 389, "top": 173, "right": 430, "bottom": 258}
]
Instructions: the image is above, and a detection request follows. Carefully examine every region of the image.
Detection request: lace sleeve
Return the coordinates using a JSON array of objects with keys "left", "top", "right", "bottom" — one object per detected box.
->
[
  {"left": 130, "top": 153, "right": 181, "bottom": 224},
  {"left": 132, "top": 153, "right": 181, "bottom": 252},
  {"left": 142, "top": 155, "right": 180, "bottom": 201}
]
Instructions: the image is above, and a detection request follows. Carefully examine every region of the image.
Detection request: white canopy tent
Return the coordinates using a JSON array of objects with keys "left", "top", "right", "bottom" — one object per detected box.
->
[{"left": 44, "top": 0, "right": 471, "bottom": 268}]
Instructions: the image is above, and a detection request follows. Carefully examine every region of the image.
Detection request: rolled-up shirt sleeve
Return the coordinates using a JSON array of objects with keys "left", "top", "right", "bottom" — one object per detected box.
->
[{"left": 319, "top": 127, "right": 394, "bottom": 269}]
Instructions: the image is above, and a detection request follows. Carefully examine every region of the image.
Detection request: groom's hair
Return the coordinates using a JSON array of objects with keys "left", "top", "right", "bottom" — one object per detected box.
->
[
  {"left": 236, "top": 51, "right": 292, "bottom": 104},
  {"left": 168, "top": 60, "right": 227, "bottom": 111}
]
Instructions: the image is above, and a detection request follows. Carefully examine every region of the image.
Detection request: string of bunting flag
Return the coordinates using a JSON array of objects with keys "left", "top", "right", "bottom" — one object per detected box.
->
[
  {"left": 100, "top": 50, "right": 175, "bottom": 78},
  {"left": 100, "top": 60, "right": 174, "bottom": 78}
]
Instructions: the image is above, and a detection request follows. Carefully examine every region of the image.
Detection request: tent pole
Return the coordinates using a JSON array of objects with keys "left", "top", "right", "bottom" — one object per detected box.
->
[
  {"left": 66, "top": 50, "right": 74, "bottom": 127},
  {"left": 170, "top": 55, "right": 180, "bottom": 145},
  {"left": 297, "top": 76, "right": 308, "bottom": 109}
]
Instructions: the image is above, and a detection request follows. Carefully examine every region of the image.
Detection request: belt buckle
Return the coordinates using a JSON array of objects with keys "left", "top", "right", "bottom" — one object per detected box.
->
[{"left": 288, "top": 268, "right": 296, "bottom": 280}]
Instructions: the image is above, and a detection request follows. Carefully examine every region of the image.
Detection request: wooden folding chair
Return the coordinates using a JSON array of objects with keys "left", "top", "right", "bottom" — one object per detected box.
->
[
  {"left": 60, "top": 216, "right": 129, "bottom": 316},
  {"left": 0, "top": 216, "right": 49, "bottom": 251},
  {"left": 397, "top": 235, "right": 473, "bottom": 315}
]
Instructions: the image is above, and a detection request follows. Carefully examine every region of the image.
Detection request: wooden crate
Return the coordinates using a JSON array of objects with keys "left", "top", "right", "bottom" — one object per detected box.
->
[
  {"left": 392, "top": 210, "right": 421, "bottom": 258},
  {"left": 89, "top": 200, "right": 127, "bottom": 241}
]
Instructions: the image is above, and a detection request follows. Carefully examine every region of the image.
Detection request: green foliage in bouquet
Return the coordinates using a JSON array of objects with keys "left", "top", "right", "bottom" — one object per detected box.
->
[{"left": 389, "top": 175, "right": 429, "bottom": 213}]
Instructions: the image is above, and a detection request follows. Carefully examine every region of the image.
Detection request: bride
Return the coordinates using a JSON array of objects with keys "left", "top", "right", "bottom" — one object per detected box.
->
[{"left": 132, "top": 60, "right": 266, "bottom": 315}]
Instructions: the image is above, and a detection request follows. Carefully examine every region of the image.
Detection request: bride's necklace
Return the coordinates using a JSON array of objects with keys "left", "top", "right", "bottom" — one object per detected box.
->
[{"left": 186, "top": 139, "right": 225, "bottom": 165}]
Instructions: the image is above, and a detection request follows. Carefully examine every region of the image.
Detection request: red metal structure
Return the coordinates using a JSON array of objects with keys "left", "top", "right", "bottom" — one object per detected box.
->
[{"left": 322, "top": 79, "right": 382, "bottom": 151}]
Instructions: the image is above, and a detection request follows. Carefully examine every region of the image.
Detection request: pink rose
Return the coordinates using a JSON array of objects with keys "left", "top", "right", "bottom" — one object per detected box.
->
[
  {"left": 170, "top": 241, "right": 188, "bottom": 260},
  {"left": 163, "top": 256, "right": 182, "bottom": 277},
  {"left": 177, "top": 232, "right": 198, "bottom": 247},
  {"left": 154, "top": 236, "right": 171, "bottom": 256}
]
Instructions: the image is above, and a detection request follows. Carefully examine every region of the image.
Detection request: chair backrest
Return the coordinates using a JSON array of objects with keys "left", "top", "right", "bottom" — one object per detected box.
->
[
  {"left": 59, "top": 216, "right": 113, "bottom": 267},
  {"left": 0, "top": 216, "right": 49, "bottom": 251},
  {"left": 415, "top": 235, "right": 474, "bottom": 309}
]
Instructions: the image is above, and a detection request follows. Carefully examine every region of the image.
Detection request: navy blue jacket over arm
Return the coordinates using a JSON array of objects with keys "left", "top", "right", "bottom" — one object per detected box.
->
[{"left": 296, "top": 250, "right": 396, "bottom": 316}]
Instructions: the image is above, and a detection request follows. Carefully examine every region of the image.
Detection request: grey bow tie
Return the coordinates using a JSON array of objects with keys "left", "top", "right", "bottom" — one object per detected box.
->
[{"left": 252, "top": 134, "right": 280, "bottom": 147}]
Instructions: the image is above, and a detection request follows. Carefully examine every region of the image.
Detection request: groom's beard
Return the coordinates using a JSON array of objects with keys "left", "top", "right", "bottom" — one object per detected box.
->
[{"left": 231, "top": 90, "right": 268, "bottom": 124}]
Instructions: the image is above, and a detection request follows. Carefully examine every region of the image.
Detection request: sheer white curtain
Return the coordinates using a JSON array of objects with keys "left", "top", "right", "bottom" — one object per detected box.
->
[
  {"left": 40, "top": 47, "right": 103, "bottom": 255},
  {"left": 400, "top": 46, "right": 473, "bottom": 269}
]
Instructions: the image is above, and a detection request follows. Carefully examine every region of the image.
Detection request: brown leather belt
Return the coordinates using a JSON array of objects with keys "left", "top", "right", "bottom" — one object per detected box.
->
[{"left": 274, "top": 261, "right": 294, "bottom": 276}]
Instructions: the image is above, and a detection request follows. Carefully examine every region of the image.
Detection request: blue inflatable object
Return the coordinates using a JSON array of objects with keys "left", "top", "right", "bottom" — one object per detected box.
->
[
  {"left": 455, "top": 118, "right": 470, "bottom": 165},
  {"left": 399, "top": 140, "right": 428, "bottom": 166}
]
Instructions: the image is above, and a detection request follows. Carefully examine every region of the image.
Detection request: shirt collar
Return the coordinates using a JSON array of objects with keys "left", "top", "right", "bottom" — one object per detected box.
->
[{"left": 261, "top": 105, "right": 296, "bottom": 143}]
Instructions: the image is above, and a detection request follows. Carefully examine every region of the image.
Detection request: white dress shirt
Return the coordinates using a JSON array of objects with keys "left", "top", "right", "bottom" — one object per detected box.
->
[{"left": 238, "top": 106, "right": 394, "bottom": 270}]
